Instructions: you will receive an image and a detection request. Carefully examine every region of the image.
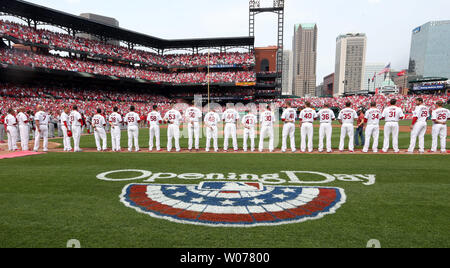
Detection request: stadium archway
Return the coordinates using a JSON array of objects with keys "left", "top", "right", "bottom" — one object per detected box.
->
[{"left": 261, "top": 59, "right": 270, "bottom": 72}]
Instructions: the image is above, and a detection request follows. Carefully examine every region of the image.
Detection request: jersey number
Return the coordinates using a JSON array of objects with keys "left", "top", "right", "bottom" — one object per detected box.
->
[{"left": 322, "top": 114, "right": 330, "bottom": 121}]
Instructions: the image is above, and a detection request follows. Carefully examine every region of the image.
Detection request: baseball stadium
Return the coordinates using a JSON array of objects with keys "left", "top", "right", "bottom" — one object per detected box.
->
[{"left": 0, "top": 0, "right": 449, "bottom": 251}]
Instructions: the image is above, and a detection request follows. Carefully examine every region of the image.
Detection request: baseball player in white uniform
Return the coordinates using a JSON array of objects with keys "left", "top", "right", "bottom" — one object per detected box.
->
[
  {"left": 281, "top": 102, "right": 297, "bottom": 153},
  {"left": 147, "top": 105, "right": 163, "bottom": 152},
  {"left": 204, "top": 109, "right": 221, "bottom": 152},
  {"left": 5, "top": 109, "right": 18, "bottom": 151},
  {"left": 164, "top": 106, "right": 182, "bottom": 152},
  {"left": 222, "top": 106, "right": 240, "bottom": 152},
  {"left": 109, "top": 107, "right": 123, "bottom": 152},
  {"left": 382, "top": 99, "right": 405, "bottom": 153},
  {"left": 92, "top": 109, "right": 107, "bottom": 152},
  {"left": 69, "top": 106, "right": 83, "bottom": 152},
  {"left": 363, "top": 102, "right": 381, "bottom": 153},
  {"left": 299, "top": 102, "right": 317, "bottom": 153},
  {"left": 407, "top": 98, "right": 430, "bottom": 154},
  {"left": 124, "top": 106, "right": 141, "bottom": 152},
  {"left": 242, "top": 111, "right": 258, "bottom": 152},
  {"left": 60, "top": 107, "right": 72, "bottom": 152},
  {"left": 338, "top": 102, "right": 358, "bottom": 152},
  {"left": 317, "top": 104, "right": 335, "bottom": 153},
  {"left": 259, "top": 105, "right": 275, "bottom": 153},
  {"left": 430, "top": 101, "right": 449, "bottom": 154},
  {"left": 34, "top": 105, "right": 49, "bottom": 152},
  {"left": 185, "top": 103, "right": 203, "bottom": 151},
  {"left": 17, "top": 108, "right": 29, "bottom": 151}
]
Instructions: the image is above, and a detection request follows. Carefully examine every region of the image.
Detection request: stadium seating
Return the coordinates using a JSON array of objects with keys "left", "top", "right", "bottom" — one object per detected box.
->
[
  {"left": 259, "top": 94, "right": 449, "bottom": 114},
  {"left": 0, "top": 48, "right": 256, "bottom": 85},
  {"left": 1, "top": 85, "right": 448, "bottom": 119},
  {"left": 0, "top": 20, "right": 255, "bottom": 67}
]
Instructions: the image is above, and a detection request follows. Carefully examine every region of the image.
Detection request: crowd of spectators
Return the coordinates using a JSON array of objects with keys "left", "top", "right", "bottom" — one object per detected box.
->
[
  {"left": 2, "top": 85, "right": 448, "bottom": 120},
  {"left": 0, "top": 84, "right": 175, "bottom": 117},
  {"left": 0, "top": 48, "right": 256, "bottom": 84},
  {"left": 0, "top": 20, "right": 255, "bottom": 67},
  {"left": 259, "top": 94, "right": 449, "bottom": 113}
]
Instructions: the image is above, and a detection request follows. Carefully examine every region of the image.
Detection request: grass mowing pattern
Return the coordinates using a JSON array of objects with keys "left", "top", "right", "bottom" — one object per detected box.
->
[{"left": 0, "top": 152, "right": 449, "bottom": 248}]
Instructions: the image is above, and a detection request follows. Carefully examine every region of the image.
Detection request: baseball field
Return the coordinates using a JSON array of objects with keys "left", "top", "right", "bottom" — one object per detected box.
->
[{"left": 0, "top": 122, "right": 449, "bottom": 248}]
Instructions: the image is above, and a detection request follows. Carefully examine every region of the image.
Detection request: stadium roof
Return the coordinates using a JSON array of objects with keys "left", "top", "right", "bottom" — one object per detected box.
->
[
  {"left": 409, "top": 77, "right": 448, "bottom": 83},
  {"left": 0, "top": 0, "right": 254, "bottom": 50}
]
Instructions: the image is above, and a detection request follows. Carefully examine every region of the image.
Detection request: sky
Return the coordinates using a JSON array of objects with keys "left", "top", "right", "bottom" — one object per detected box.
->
[{"left": 22, "top": 0, "right": 450, "bottom": 85}]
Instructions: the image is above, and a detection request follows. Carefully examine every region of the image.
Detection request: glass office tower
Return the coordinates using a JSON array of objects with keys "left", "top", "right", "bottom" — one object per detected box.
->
[{"left": 409, "top": 20, "right": 450, "bottom": 79}]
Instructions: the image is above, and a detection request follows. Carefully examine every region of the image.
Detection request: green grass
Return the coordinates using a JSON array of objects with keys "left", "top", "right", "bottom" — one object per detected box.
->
[{"left": 0, "top": 152, "right": 449, "bottom": 248}]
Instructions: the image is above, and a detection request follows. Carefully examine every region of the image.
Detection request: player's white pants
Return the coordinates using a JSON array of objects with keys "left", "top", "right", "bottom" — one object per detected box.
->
[
  {"left": 188, "top": 122, "right": 200, "bottom": 150},
  {"left": 243, "top": 127, "right": 256, "bottom": 152},
  {"left": 7, "top": 126, "right": 18, "bottom": 151},
  {"left": 383, "top": 122, "right": 400, "bottom": 153},
  {"left": 408, "top": 122, "right": 427, "bottom": 153},
  {"left": 34, "top": 125, "right": 48, "bottom": 151},
  {"left": 319, "top": 123, "right": 333, "bottom": 153},
  {"left": 0, "top": 124, "right": 5, "bottom": 141},
  {"left": 167, "top": 124, "right": 180, "bottom": 152},
  {"left": 224, "top": 123, "right": 238, "bottom": 151},
  {"left": 127, "top": 126, "right": 139, "bottom": 152},
  {"left": 259, "top": 126, "right": 274, "bottom": 152},
  {"left": 72, "top": 126, "right": 82, "bottom": 152},
  {"left": 363, "top": 125, "right": 379, "bottom": 153},
  {"left": 206, "top": 126, "right": 218, "bottom": 152},
  {"left": 19, "top": 125, "right": 29, "bottom": 151},
  {"left": 301, "top": 122, "right": 314, "bottom": 152},
  {"left": 149, "top": 125, "right": 160, "bottom": 151},
  {"left": 282, "top": 123, "right": 296, "bottom": 152},
  {"left": 111, "top": 126, "right": 121, "bottom": 151},
  {"left": 61, "top": 126, "right": 72, "bottom": 151},
  {"left": 94, "top": 128, "right": 107, "bottom": 151},
  {"left": 339, "top": 123, "right": 355, "bottom": 151},
  {"left": 431, "top": 124, "right": 447, "bottom": 153}
]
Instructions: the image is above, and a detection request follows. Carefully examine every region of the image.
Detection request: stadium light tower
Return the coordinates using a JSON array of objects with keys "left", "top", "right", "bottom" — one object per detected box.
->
[{"left": 249, "top": 0, "right": 285, "bottom": 91}]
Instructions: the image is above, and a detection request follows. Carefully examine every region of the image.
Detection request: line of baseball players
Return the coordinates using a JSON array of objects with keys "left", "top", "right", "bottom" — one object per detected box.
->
[
  {"left": 279, "top": 98, "right": 448, "bottom": 154},
  {"left": 3, "top": 99, "right": 449, "bottom": 153}
]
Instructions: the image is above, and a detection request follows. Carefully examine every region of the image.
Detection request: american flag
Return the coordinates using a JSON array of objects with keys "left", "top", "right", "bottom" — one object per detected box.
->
[{"left": 378, "top": 63, "right": 391, "bottom": 76}]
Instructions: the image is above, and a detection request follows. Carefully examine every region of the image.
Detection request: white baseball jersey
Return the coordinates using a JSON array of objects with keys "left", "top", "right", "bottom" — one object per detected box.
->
[
  {"left": 365, "top": 108, "right": 382, "bottom": 125},
  {"left": 124, "top": 112, "right": 140, "bottom": 127},
  {"left": 300, "top": 108, "right": 317, "bottom": 123},
  {"left": 185, "top": 107, "right": 202, "bottom": 123},
  {"left": 338, "top": 108, "right": 358, "bottom": 124},
  {"left": 222, "top": 109, "right": 240, "bottom": 124},
  {"left": 317, "top": 108, "right": 335, "bottom": 124},
  {"left": 69, "top": 111, "right": 82, "bottom": 127},
  {"left": 164, "top": 110, "right": 182, "bottom": 125},
  {"left": 36, "top": 111, "right": 50, "bottom": 126},
  {"left": 412, "top": 105, "right": 430, "bottom": 123},
  {"left": 432, "top": 108, "right": 450, "bottom": 123},
  {"left": 147, "top": 111, "right": 163, "bottom": 127},
  {"left": 109, "top": 112, "right": 123, "bottom": 127},
  {"left": 242, "top": 114, "right": 258, "bottom": 128},
  {"left": 5, "top": 114, "right": 17, "bottom": 126},
  {"left": 382, "top": 106, "right": 404, "bottom": 122},
  {"left": 260, "top": 111, "right": 275, "bottom": 127},
  {"left": 281, "top": 108, "right": 297, "bottom": 123},
  {"left": 92, "top": 114, "right": 106, "bottom": 129},
  {"left": 60, "top": 112, "right": 69, "bottom": 126},
  {"left": 17, "top": 112, "right": 28, "bottom": 127},
  {"left": 204, "top": 112, "right": 221, "bottom": 127}
]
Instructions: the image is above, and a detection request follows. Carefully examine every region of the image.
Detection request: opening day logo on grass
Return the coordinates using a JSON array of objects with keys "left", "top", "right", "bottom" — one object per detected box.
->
[{"left": 97, "top": 170, "right": 376, "bottom": 227}]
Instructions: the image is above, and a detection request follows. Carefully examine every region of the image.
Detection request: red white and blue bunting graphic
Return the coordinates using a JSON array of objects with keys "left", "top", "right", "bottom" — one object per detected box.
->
[{"left": 121, "top": 182, "right": 346, "bottom": 227}]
